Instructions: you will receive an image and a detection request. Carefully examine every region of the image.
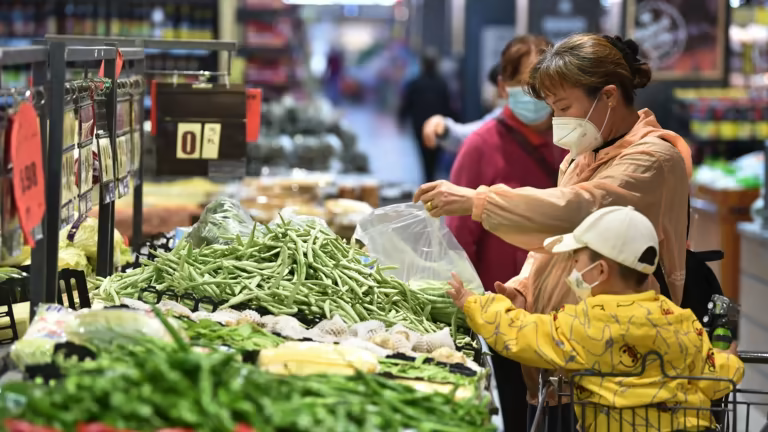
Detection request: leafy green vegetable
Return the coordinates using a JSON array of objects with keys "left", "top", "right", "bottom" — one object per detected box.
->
[{"left": 183, "top": 319, "right": 284, "bottom": 351}]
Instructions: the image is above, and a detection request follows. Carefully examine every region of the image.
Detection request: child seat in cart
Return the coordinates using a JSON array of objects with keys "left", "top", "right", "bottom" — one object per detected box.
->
[{"left": 529, "top": 351, "right": 768, "bottom": 432}]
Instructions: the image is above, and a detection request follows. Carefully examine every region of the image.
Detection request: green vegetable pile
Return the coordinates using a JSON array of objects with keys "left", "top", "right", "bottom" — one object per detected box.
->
[
  {"left": 0, "top": 313, "right": 493, "bottom": 432},
  {"left": 93, "top": 215, "right": 469, "bottom": 338},
  {"left": 379, "top": 357, "right": 481, "bottom": 387},
  {"left": 183, "top": 319, "right": 284, "bottom": 351}
]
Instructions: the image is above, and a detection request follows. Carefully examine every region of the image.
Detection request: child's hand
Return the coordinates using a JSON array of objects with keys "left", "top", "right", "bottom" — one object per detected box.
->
[{"left": 446, "top": 272, "right": 474, "bottom": 309}]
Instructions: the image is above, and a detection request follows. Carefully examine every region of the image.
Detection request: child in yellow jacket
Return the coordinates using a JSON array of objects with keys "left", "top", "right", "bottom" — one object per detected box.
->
[{"left": 448, "top": 206, "right": 744, "bottom": 432}]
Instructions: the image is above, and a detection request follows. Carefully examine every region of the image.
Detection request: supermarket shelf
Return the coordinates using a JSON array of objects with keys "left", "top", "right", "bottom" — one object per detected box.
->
[
  {"left": 65, "top": 46, "right": 117, "bottom": 63},
  {"left": 120, "top": 48, "right": 146, "bottom": 61},
  {"left": 238, "top": 46, "right": 293, "bottom": 59},
  {"left": 143, "top": 48, "right": 212, "bottom": 57},
  {"left": 0, "top": 37, "right": 36, "bottom": 47},
  {"left": 237, "top": 7, "right": 295, "bottom": 21},
  {"left": 0, "top": 46, "right": 48, "bottom": 66}
]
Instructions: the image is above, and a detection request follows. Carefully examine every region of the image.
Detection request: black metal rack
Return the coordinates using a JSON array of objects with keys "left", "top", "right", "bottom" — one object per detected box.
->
[
  {"left": 47, "top": 43, "right": 118, "bottom": 290},
  {"left": 0, "top": 46, "right": 49, "bottom": 319},
  {"left": 44, "top": 35, "right": 238, "bottom": 248},
  {"left": 2, "top": 37, "right": 236, "bottom": 321}
]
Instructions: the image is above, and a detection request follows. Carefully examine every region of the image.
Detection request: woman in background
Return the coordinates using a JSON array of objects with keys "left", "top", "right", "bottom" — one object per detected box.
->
[
  {"left": 421, "top": 63, "right": 504, "bottom": 152},
  {"left": 398, "top": 48, "right": 455, "bottom": 182}
]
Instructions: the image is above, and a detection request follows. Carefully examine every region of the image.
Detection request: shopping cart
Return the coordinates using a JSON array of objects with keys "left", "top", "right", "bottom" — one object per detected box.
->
[{"left": 529, "top": 351, "right": 768, "bottom": 432}]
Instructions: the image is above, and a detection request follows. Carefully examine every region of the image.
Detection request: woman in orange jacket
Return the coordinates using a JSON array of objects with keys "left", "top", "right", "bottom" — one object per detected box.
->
[{"left": 413, "top": 33, "right": 692, "bottom": 424}]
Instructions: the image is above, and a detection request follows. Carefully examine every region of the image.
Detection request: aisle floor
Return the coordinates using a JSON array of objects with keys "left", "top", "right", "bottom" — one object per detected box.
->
[{"left": 338, "top": 104, "right": 424, "bottom": 186}]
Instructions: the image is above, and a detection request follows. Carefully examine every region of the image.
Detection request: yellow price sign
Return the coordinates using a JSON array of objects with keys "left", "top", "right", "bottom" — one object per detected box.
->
[
  {"left": 98, "top": 136, "right": 114, "bottom": 182},
  {"left": 63, "top": 108, "right": 78, "bottom": 147}
]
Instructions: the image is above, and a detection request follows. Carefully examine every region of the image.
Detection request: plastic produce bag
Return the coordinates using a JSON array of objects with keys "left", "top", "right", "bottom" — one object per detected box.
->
[
  {"left": 56, "top": 217, "right": 133, "bottom": 269},
  {"left": 354, "top": 203, "right": 483, "bottom": 294},
  {"left": 185, "top": 197, "right": 258, "bottom": 247}
]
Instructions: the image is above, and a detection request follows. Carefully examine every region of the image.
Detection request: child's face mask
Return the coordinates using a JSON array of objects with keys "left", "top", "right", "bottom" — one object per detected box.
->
[{"left": 565, "top": 261, "right": 602, "bottom": 301}]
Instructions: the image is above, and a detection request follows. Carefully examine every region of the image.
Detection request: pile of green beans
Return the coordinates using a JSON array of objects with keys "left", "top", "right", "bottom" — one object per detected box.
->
[
  {"left": 0, "top": 324, "right": 493, "bottom": 431},
  {"left": 93, "top": 220, "right": 469, "bottom": 338}
]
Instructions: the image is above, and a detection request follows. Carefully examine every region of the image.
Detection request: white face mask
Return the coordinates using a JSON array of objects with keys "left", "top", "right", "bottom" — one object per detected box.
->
[
  {"left": 565, "top": 261, "right": 602, "bottom": 301},
  {"left": 552, "top": 96, "right": 611, "bottom": 156}
]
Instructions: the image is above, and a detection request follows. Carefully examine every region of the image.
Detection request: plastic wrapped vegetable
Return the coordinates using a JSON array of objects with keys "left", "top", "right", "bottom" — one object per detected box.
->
[
  {"left": 57, "top": 217, "right": 133, "bottom": 268},
  {"left": 185, "top": 197, "right": 257, "bottom": 247}
]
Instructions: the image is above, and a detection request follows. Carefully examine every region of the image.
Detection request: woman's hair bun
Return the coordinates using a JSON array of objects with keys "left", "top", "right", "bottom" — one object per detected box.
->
[{"left": 602, "top": 35, "right": 652, "bottom": 89}]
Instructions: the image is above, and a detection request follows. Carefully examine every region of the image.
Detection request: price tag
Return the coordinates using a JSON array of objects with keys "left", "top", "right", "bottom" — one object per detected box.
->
[
  {"left": 116, "top": 135, "right": 129, "bottom": 178},
  {"left": 9, "top": 102, "right": 45, "bottom": 246},
  {"left": 79, "top": 142, "right": 94, "bottom": 192},
  {"left": 176, "top": 122, "right": 202, "bottom": 159},
  {"left": 132, "top": 130, "right": 141, "bottom": 171},
  {"left": 201, "top": 123, "right": 222, "bottom": 159},
  {"left": 98, "top": 135, "right": 115, "bottom": 182},
  {"left": 60, "top": 201, "right": 75, "bottom": 228},
  {"left": 118, "top": 176, "right": 130, "bottom": 198},
  {"left": 80, "top": 103, "right": 95, "bottom": 142},
  {"left": 63, "top": 107, "right": 78, "bottom": 148},
  {"left": 61, "top": 150, "right": 76, "bottom": 203},
  {"left": 79, "top": 189, "right": 93, "bottom": 214}
]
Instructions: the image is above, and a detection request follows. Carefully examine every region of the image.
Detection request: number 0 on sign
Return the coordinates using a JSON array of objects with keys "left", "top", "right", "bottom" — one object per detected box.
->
[{"left": 176, "top": 123, "right": 202, "bottom": 159}]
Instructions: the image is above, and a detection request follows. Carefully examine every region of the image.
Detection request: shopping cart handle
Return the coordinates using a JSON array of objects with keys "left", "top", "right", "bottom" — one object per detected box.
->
[{"left": 738, "top": 351, "right": 768, "bottom": 364}]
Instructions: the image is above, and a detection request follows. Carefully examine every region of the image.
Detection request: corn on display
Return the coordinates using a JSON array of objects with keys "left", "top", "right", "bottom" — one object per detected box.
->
[{"left": 258, "top": 341, "right": 380, "bottom": 376}]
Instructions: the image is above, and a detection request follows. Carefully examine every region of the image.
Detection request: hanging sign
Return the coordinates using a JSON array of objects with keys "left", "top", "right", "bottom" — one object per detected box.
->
[
  {"left": 246, "top": 88, "right": 262, "bottom": 142},
  {"left": 116, "top": 134, "right": 131, "bottom": 198},
  {"left": 97, "top": 134, "right": 116, "bottom": 203},
  {"left": 153, "top": 82, "right": 246, "bottom": 177},
  {"left": 9, "top": 102, "right": 45, "bottom": 246}
]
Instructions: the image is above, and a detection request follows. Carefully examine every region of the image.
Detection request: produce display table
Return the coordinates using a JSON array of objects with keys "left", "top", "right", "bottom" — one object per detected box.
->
[{"left": 690, "top": 184, "right": 760, "bottom": 300}]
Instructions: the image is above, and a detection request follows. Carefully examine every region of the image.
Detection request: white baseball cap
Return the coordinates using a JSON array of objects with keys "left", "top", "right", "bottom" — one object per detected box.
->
[{"left": 543, "top": 206, "right": 659, "bottom": 274}]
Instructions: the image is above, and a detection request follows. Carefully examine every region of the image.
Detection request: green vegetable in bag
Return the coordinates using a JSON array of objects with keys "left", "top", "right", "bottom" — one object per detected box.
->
[{"left": 186, "top": 197, "right": 258, "bottom": 247}]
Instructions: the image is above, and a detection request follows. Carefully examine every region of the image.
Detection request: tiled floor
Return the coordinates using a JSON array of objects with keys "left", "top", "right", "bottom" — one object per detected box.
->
[{"left": 338, "top": 104, "right": 424, "bottom": 187}]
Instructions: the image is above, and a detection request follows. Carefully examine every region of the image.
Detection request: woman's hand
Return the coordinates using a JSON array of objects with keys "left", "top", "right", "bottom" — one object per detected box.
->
[
  {"left": 413, "top": 180, "right": 476, "bottom": 218},
  {"left": 493, "top": 281, "right": 526, "bottom": 309},
  {"left": 446, "top": 272, "right": 474, "bottom": 309},
  {"left": 422, "top": 115, "right": 446, "bottom": 149}
]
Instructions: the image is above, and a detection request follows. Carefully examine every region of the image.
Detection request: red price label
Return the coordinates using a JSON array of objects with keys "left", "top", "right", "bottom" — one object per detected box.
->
[
  {"left": 246, "top": 88, "right": 262, "bottom": 142},
  {"left": 10, "top": 102, "right": 45, "bottom": 247},
  {"left": 98, "top": 48, "right": 124, "bottom": 79}
]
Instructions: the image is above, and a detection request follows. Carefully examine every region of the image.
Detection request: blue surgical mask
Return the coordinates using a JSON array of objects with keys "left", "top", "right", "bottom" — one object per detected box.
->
[{"left": 506, "top": 86, "right": 552, "bottom": 125}]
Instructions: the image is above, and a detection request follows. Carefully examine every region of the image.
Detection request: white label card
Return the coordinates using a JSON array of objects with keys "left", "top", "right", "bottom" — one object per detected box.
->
[
  {"left": 98, "top": 136, "right": 115, "bottom": 182},
  {"left": 176, "top": 123, "right": 202, "bottom": 159},
  {"left": 201, "top": 123, "right": 221, "bottom": 160}
]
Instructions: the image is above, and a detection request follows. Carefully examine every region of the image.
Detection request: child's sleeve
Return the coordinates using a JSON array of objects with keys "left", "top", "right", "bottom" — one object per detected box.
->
[
  {"left": 463, "top": 293, "right": 588, "bottom": 369},
  {"left": 690, "top": 337, "right": 745, "bottom": 400}
]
